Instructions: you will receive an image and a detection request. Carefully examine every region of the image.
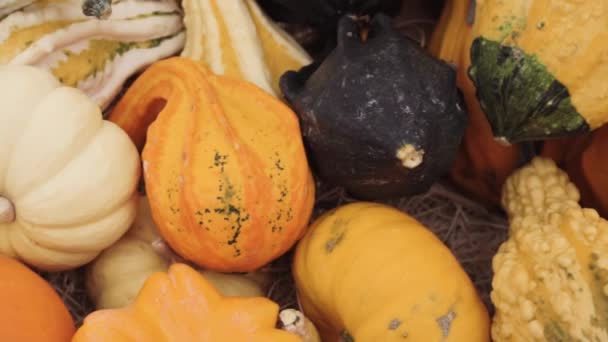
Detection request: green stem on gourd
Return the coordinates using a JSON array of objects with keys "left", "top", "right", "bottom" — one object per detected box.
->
[{"left": 0, "top": 196, "right": 15, "bottom": 223}]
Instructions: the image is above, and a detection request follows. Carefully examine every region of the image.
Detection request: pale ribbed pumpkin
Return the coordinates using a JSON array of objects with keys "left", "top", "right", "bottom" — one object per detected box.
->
[
  {"left": 293, "top": 202, "right": 490, "bottom": 341},
  {"left": 494, "top": 157, "right": 608, "bottom": 340},
  {"left": 109, "top": 57, "right": 315, "bottom": 272},
  {"left": 0, "top": 64, "right": 139, "bottom": 271}
]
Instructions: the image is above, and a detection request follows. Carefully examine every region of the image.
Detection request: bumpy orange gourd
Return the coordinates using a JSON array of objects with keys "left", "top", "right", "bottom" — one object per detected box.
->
[
  {"left": 108, "top": 57, "right": 315, "bottom": 272},
  {"left": 429, "top": 0, "right": 523, "bottom": 204},
  {"left": 73, "top": 263, "right": 300, "bottom": 342},
  {"left": 293, "top": 202, "right": 490, "bottom": 341},
  {"left": 0, "top": 255, "right": 75, "bottom": 341}
]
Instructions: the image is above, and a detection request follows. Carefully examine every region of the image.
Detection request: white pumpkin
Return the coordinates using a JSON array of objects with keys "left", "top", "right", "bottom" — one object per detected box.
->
[{"left": 0, "top": 64, "right": 140, "bottom": 271}]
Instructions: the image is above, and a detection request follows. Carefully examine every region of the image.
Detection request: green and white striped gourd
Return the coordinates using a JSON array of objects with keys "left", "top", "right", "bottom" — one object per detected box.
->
[{"left": 0, "top": 0, "right": 185, "bottom": 110}]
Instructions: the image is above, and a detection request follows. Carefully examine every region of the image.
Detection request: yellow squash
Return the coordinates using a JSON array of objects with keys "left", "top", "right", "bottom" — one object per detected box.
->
[{"left": 293, "top": 202, "right": 490, "bottom": 341}]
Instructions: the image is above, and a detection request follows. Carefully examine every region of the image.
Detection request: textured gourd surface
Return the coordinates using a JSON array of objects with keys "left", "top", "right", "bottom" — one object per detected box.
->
[{"left": 494, "top": 157, "right": 608, "bottom": 340}]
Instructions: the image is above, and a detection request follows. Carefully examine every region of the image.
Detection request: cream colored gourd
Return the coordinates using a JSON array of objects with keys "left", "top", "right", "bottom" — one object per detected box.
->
[
  {"left": 0, "top": 65, "right": 140, "bottom": 271},
  {"left": 181, "top": 0, "right": 311, "bottom": 97},
  {"left": 493, "top": 157, "right": 608, "bottom": 341},
  {"left": 0, "top": 0, "right": 185, "bottom": 110},
  {"left": 87, "top": 196, "right": 270, "bottom": 309}
]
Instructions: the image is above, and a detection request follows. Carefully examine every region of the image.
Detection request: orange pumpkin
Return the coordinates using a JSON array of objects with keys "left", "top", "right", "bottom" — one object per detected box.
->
[
  {"left": 429, "top": 0, "right": 523, "bottom": 204},
  {"left": 108, "top": 57, "right": 315, "bottom": 272},
  {"left": 73, "top": 263, "right": 300, "bottom": 342},
  {"left": 0, "top": 255, "right": 75, "bottom": 341}
]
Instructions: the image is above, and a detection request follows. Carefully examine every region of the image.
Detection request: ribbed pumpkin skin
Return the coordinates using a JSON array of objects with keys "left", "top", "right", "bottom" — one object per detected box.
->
[
  {"left": 293, "top": 202, "right": 490, "bottom": 341},
  {"left": 109, "top": 57, "right": 315, "bottom": 272},
  {"left": 429, "top": 0, "right": 522, "bottom": 204},
  {"left": 468, "top": 0, "right": 608, "bottom": 142}
]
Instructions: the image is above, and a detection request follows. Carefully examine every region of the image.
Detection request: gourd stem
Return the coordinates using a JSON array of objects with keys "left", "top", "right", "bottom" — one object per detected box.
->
[
  {"left": 396, "top": 144, "right": 425, "bottom": 169},
  {"left": 0, "top": 196, "right": 15, "bottom": 224},
  {"left": 279, "top": 309, "right": 322, "bottom": 342}
]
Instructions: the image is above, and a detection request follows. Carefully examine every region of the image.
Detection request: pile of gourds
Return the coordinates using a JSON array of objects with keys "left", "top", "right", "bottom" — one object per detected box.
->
[
  {"left": 429, "top": 0, "right": 608, "bottom": 216},
  {"left": 1, "top": 0, "right": 607, "bottom": 341}
]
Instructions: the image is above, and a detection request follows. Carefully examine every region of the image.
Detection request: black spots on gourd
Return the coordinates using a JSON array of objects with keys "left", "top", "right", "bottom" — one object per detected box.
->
[
  {"left": 212, "top": 151, "right": 228, "bottom": 172},
  {"left": 166, "top": 171, "right": 181, "bottom": 215},
  {"left": 216, "top": 179, "right": 248, "bottom": 257},
  {"left": 194, "top": 209, "right": 212, "bottom": 230},
  {"left": 275, "top": 156, "right": 285, "bottom": 171},
  {"left": 286, "top": 208, "right": 293, "bottom": 221},
  {"left": 277, "top": 184, "right": 289, "bottom": 203},
  {"left": 269, "top": 151, "right": 291, "bottom": 233},
  {"left": 201, "top": 151, "right": 249, "bottom": 257},
  {"left": 270, "top": 152, "right": 289, "bottom": 203}
]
